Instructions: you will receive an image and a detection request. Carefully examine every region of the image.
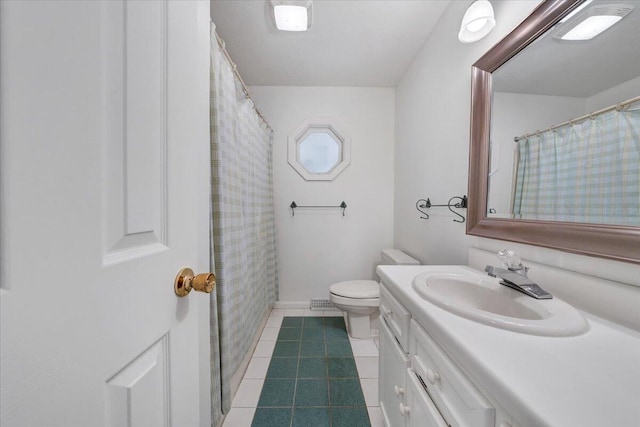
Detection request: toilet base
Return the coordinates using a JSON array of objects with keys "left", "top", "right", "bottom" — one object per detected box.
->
[
  {"left": 346, "top": 312, "right": 375, "bottom": 339},
  {"left": 329, "top": 292, "right": 379, "bottom": 339}
]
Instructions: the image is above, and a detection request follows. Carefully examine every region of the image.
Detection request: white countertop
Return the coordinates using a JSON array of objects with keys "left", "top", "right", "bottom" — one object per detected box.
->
[{"left": 377, "top": 265, "right": 640, "bottom": 427}]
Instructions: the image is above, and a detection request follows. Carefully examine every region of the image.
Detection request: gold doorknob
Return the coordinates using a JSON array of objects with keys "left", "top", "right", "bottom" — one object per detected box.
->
[{"left": 174, "top": 268, "right": 216, "bottom": 297}]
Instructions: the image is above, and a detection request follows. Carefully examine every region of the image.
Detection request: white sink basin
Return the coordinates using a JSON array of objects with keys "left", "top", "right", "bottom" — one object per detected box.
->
[{"left": 412, "top": 272, "right": 589, "bottom": 336}]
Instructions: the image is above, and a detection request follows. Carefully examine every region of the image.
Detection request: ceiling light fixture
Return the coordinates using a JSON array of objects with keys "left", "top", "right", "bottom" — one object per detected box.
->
[
  {"left": 458, "top": 0, "right": 496, "bottom": 43},
  {"left": 558, "top": 0, "right": 593, "bottom": 23},
  {"left": 271, "top": 0, "right": 313, "bottom": 32},
  {"left": 554, "top": 3, "right": 634, "bottom": 41}
]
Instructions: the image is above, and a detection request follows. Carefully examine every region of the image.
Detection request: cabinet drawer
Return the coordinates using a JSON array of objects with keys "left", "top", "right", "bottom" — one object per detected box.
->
[
  {"left": 379, "top": 318, "right": 410, "bottom": 427},
  {"left": 380, "top": 284, "right": 411, "bottom": 352},
  {"left": 410, "top": 320, "right": 494, "bottom": 427},
  {"left": 405, "top": 368, "right": 448, "bottom": 427}
]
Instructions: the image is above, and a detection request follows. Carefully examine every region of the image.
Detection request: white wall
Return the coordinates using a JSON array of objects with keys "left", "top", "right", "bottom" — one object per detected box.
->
[
  {"left": 394, "top": 0, "right": 640, "bottom": 288},
  {"left": 586, "top": 76, "right": 640, "bottom": 112},
  {"left": 394, "top": 0, "right": 543, "bottom": 264},
  {"left": 249, "top": 86, "right": 395, "bottom": 302}
]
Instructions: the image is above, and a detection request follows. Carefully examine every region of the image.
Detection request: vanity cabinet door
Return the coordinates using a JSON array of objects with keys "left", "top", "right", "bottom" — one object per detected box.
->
[
  {"left": 405, "top": 369, "right": 448, "bottom": 427},
  {"left": 380, "top": 284, "right": 411, "bottom": 351},
  {"left": 410, "top": 320, "right": 495, "bottom": 427},
  {"left": 379, "top": 317, "right": 410, "bottom": 427}
]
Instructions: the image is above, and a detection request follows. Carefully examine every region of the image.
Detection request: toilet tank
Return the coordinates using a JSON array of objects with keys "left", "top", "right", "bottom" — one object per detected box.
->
[{"left": 380, "top": 249, "right": 420, "bottom": 265}]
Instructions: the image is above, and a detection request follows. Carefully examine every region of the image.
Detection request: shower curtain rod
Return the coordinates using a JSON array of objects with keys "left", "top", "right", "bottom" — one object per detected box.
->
[
  {"left": 513, "top": 94, "right": 640, "bottom": 142},
  {"left": 214, "top": 30, "right": 273, "bottom": 132}
]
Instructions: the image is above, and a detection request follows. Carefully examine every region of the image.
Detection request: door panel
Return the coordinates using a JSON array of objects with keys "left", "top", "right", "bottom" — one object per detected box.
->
[
  {"left": 0, "top": 1, "right": 210, "bottom": 426},
  {"left": 106, "top": 336, "right": 170, "bottom": 427},
  {"left": 103, "top": 0, "right": 169, "bottom": 265}
]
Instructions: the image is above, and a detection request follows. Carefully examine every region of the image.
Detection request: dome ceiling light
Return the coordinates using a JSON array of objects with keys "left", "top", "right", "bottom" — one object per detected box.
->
[{"left": 458, "top": 0, "right": 496, "bottom": 43}]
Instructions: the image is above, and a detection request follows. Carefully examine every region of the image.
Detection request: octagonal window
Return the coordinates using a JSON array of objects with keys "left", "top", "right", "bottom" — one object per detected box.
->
[
  {"left": 298, "top": 130, "right": 341, "bottom": 174},
  {"left": 288, "top": 119, "right": 350, "bottom": 181}
]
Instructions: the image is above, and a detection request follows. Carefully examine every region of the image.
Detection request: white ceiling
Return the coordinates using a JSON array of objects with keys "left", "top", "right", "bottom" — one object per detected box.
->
[
  {"left": 211, "top": 0, "right": 639, "bottom": 94},
  {"left": 493, "top": 0, "right": 640, "bottom": 97},
  {"left": 210, "top": 0, "right": 451, "bottom": 87}
]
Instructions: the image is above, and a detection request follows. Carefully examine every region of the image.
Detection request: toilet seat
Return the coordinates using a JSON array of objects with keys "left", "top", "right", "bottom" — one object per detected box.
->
[
  {"left": 329, "top": 293, "right": 379, "bottom": 308},
  {"left": 330, "top": 280, "right": 379, "bottom": 299}
]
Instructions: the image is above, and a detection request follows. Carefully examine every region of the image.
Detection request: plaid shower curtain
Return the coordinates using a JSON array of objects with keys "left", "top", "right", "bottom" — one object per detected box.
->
[
  {"left": 513, "top": 106, "right": 640, "bottom": 226},
  {"left": 209, "top": 23, "right": 278, "bottom": 426}
]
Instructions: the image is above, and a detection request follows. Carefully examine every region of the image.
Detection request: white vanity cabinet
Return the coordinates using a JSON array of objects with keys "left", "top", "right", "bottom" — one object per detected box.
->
[
  {"left": 379, "top": 318, "right": 410, "bottom": 427},
  {"left": 409, "top": 320, "right": 494, "bottom": 427},
  {"left": 380, "top": 284, "right": 450, "bottom": 427},
  {"left": 379, "top": 286, "right": 411, "bottom": 427},
  {"left": 380, "top": 285, "right": 411, "bottom": 350},
  {"left": 377, "top": 263, "right": 640, "bottom": 427},
  {"left": 404, "top": 367, "right": 448, "bottom": 427},
  {"left": 379, "top": 283, "right": 496, "bottom": 427}
]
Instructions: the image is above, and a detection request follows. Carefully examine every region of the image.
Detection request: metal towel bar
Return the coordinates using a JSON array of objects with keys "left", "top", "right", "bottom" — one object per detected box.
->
[{"left": 290, "top": 201, "right": 348, "bottom": 216}]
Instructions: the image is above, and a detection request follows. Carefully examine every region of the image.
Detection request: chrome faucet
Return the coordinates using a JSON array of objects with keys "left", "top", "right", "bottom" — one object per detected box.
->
[{"left": 485, "top": 249, "right": 552, "bottom": 299}]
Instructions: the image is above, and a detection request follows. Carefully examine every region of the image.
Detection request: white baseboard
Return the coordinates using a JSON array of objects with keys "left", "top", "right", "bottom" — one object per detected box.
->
[{"left": 273, "top": 301, "right": 309, "bottom": 309}]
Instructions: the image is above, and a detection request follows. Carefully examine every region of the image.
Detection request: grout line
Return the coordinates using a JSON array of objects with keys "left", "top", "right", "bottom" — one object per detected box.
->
[
  {"left": 324, "top": 316, "right": 334, "bottom": 427},
  {"left": 290, "top": 320, "right": 303, "bottom": 427},
  {"left": 250, "top": 314, "right": 371, "bottom": 427}
]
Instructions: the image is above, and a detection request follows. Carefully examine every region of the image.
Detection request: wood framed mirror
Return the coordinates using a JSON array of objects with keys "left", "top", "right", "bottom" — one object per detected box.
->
[{"left": 467, "top": 0, "right": 640, "bottom": 264}]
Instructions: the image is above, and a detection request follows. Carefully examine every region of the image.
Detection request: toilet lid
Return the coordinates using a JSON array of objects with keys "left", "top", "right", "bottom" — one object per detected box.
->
[{"left": 330, "top": 280, "right": 379, "bottom": 299}]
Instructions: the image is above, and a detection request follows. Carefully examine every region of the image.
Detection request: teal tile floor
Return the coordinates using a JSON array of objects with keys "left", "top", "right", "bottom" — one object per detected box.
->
[{"left": 250, "top": 316, "right": 371, "bottom": 427}]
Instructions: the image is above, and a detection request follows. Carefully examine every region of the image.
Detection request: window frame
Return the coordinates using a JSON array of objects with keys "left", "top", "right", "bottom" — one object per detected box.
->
[{"left": 287, "top": 118, "right": 351, "bottom": 181}]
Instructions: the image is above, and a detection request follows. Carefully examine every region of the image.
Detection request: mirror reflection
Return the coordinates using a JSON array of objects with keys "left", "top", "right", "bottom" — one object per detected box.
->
[{"left": 487, "top": 0, "right": 640, "bottom": 226}]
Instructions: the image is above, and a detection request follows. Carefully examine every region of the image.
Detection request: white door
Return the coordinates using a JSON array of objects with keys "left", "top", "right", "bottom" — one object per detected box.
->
[{"left": 0, "top": 1, "right": 211, "bottom": 426}]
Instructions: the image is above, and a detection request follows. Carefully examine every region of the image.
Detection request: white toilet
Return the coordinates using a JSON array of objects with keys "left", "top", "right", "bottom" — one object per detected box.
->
[{"left": 329, "top": 249, "right": 420, "bottom": 338}]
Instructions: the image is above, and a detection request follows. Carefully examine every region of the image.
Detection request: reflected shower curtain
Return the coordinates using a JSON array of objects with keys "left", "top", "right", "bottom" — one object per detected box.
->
[
  {"left": 209, "top": 23, "right": 278, "bottom": 426},
  {"left": 513, "top": 106, "right": 640, "bottom": 225}
]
